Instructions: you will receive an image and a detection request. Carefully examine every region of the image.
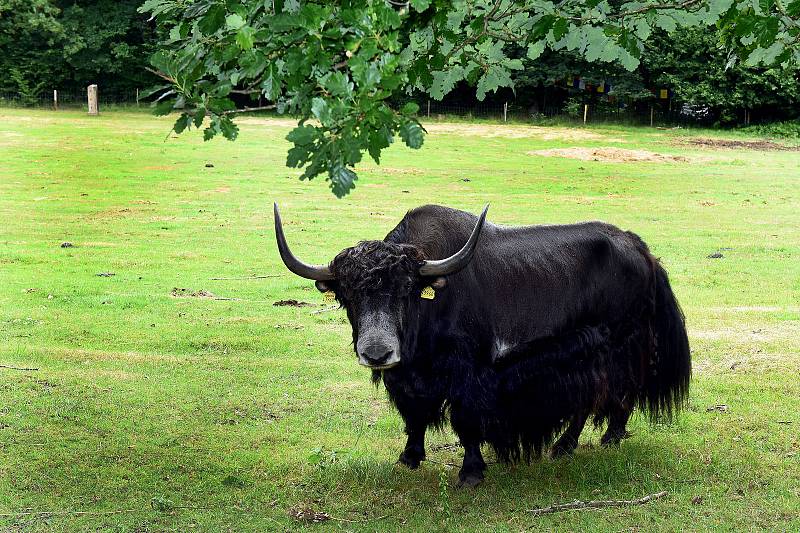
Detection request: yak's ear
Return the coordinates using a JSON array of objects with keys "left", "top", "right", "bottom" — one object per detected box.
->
[
  {"left": 315, "top": 280, "right": 335, "bottom": 293},
  {"left": 430, "top": 277, "right": 448, "bottom": 290}
]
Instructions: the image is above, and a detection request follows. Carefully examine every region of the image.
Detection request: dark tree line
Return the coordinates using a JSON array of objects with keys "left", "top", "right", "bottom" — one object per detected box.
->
[
  {"left": 449, "top": 27, "right": 800, "bottom": 126},
  {"left": 0, "top": 0, "right": 157, "bottom": 101},
  {"left": 1, "top": 1, "right": 797, "bottom": 127}
]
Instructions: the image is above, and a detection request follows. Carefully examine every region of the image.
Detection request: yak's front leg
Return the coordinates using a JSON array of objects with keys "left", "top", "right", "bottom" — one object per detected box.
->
[
  {"left": 398, "top": 418, "right": 427, "bottom": 469},
  {"left": 384, "top": 373, "right": 444, "bottom": 470}
]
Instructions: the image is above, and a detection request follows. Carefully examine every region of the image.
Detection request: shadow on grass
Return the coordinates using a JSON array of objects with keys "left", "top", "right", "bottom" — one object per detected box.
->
[{"left": 303, "top": 436, "right": 692, "bottom": 512}]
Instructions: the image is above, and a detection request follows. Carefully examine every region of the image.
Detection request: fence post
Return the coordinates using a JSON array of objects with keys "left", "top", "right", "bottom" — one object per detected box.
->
[
  {"left": 136, "top": 88, "right": 139, "bottom": 107},
  {"left": 650, "top": 105, "right": 654, "bottom": 127},
  {"left": 503, "top": 101, "right": 508, "bottom": 123},
  {"left": 53, "top": 90, "right": 58, "bottom": 111},
  {"left": 426, "top": 100, "right": 430, "bottom": 118},
  {"left": 583, "top": 104, "right": 588, "bottom": 125},
  {"left": 88, "top": 84, "right": 99, "bottom": 115}
]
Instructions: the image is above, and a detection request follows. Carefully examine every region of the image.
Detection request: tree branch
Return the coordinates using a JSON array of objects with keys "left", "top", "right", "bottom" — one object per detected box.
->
[
  {"left": 527, "top": 491, "right": 668, "bottom": 516},
  {"left": 222, "top": 105, "right": 277, "bottom": 115}
]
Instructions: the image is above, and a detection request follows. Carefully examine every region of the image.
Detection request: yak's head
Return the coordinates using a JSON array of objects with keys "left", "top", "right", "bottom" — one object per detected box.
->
[{"left": 274, "top": 204, "right": 488, "bottom": 370}]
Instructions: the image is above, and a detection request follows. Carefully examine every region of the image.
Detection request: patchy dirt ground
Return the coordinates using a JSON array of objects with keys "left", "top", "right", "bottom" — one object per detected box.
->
[
  {"left": 424, "top": 123, "right": 626, "bottom": 142},
  {"left": 684, "top": 138, "right": 800, "bottom": 151},
  {"left": 528, "top": 147, "right": 688, "bottom": 163},
  {"left": 170, "top": 287, "right": 215, "bottom": 298}
]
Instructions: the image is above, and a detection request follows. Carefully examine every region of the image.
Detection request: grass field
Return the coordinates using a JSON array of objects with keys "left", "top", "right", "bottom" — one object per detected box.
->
[{"left": 1, "top": 108, "right": 798, "bottom": 531}]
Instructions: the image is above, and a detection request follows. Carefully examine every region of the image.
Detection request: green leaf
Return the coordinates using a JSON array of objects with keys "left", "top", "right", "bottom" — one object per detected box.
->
[
  {"left": 173, "top": 113, "right": 192, "bottom": 134},
  {"left": 226, "top": 14, "right": 245, "bottom": 30},
  {"left": 527, "top": 41, "right": 546, "bottom": 60},
  {"left": 655, "top": 14, "right": 677, "bottom": 32},
  {"left": 367, "top": 127, "right": 392, "bottom": 164},
  {"left": 323, "top": 72, "right": 353, "bottom": 97},
  {"left": 787, "top": 0, "right": 800, "bottom": 15},
  {"left": 310, "top": 97, "right": 332, "bottom": 126},
  {"left": 199, "top": 5, "right": 226, "bottom": 34},
  {"left": 399, "top": 121, "right": 424, "bottom": 149},
  {"left": 193, "top": 107, "right": 205, "bottom": 128},
  {"left": 328, "top": 161, "right": 357, "bottom": 198},
  {"left": 261, "top": 64, "right": 282, "bottom": 100},
  {"left": 236, "top": 26, "right": 255, "bottom": 49},
  {"left": 552, "top": 18, "right": 569, "bottom": 40},
  {"left": 532, "top": 15, "right": 556, "bottom": 39},
  {"left": 430, "top": 66, "right": 464, "bottom": 100},
  {"left": 153, "top": 98, "right": 175, "bottom": 116},
  {"left": 219, "top": 116, "right": 239, "bottom": 140},
  {"left": 286, "top": 125, "right": 318, "bottom": 146},
  {"left": 745, "top": 41, "right": 784, "bottom": 65},
  {"left": 476, "top": 65, "right": 513, "bottom": 100},
  {"left": 401, "top": 102, "right": 419, "bottom": 116},
  {"left": 410, "top": 0, "right": 431, "bottom": 12}
]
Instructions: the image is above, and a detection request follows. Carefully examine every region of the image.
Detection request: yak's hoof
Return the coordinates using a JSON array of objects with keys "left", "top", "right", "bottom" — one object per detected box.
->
[
  {"left": 601, "top": 430, "right": 631, "bottom": 447},
  {"left": 398, "top": 450, "right": 424, "bottom": 470},
  {"left": 457, "top": 471, "right": 484, "bottom": 488},
  {"left": 550, "top": 441, "right": 577, "bottom": 459}
]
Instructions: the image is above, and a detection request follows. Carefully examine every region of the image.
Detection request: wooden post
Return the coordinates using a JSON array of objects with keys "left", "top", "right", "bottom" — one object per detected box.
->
[
  {"left": 583, "top": 104, "right": 588, "bottom": 125},
  {"left": 503, "top": 101, "right": 508, "bottom": 122},
  {"left": 650, "top": 105, "right": 654, "bottom": 127},
  {"left": 136, "top": 88, "right": 139, "bottom": 107},
  {"left": 53, "top": 90, "right": 58, "bottom": 111},
  {"left": 87, "top": 84, "right": 98, "bottom": 115},
  {"left": 426, "top": 100, "right": 430, "bottom": 118}
]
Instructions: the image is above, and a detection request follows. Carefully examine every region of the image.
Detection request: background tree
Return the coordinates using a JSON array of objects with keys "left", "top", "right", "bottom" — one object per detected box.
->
[
  {"left": 140, "top": 0, "right": 800, "bottom": 197},
  {"left": 0, "top": 0, "right": 156, "bottom": 98}
]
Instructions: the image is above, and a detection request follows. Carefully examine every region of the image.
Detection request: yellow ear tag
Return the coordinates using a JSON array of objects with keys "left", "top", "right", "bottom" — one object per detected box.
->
[
  {"left": 322, "top": 291, "right": 336, "bottom": 303},
  {"left": 420, "top": 286, "right": 435, "bottom": 300}
]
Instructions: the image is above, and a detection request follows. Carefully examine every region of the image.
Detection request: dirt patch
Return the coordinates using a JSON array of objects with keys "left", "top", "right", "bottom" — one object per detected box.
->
[
  {"left": 376, "top": 167, "right": 426, "bottom": 175},
  {"left": 236, "top": 117, "right": 299, "bottom": 128},
  {"left": 528, "top": 147, "right": 688, "bottom": 163},
  {"left": 684, "top": 138, "right": 799, "bottom": 151},
  {"left": 170, "top": 288, "right": 215, "bottom": 298},
  {"left": 425, "top": 123, "right": 625, "bottom": 142},
  {"left": 273, "top": 299, "right": 312, "bottom": 307}
]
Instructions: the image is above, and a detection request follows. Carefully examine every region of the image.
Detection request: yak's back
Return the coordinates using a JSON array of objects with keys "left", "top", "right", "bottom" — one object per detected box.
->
[{"left": 385, "top": 205, "right": 655, "bottom": 344}]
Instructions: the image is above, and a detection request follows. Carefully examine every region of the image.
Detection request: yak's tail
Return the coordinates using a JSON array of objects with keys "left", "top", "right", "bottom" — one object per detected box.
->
[{"left": 640, "top": 261, "right": 691, "bottom": 422}]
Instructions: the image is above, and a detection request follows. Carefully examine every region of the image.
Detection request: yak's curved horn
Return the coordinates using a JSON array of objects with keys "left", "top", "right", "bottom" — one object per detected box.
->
[
  {"left": 274, "top": 203, "right": 335, "bottom": 281},
  {"left": 419, "top": 204, "right": 489, "bottom": 277}
]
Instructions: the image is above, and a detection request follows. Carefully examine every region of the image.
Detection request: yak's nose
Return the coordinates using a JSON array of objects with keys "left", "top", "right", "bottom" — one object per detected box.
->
[{"left": 359, "top": 343, "right": 395, "bottom": 366}]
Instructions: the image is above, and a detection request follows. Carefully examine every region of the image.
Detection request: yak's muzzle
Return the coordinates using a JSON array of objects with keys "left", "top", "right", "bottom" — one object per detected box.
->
[{"left": 357, "top": 339, "right": 400, "bottom": 370}]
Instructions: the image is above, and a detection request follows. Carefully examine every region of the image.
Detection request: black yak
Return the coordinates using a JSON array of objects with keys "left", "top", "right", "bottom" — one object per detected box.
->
[{"left": 274, "top": 204, "right": 690, "bottom": 487}]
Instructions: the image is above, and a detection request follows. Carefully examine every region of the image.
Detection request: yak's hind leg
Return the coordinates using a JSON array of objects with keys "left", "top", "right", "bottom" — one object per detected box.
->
[
  {"left": 551, "top": 410, "right": 589, "bottom": 458},
  {"left": 600, "top": 400, "right": 633, "bottom": 447},
  {"left": 450, "top": 401, "right": 487, "bottom": 487}
]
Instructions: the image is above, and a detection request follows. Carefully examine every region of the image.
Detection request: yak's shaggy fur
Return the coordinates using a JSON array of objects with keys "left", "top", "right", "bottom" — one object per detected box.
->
[{"left": 324, "top": 205, "right": 691, "bottom": 485}]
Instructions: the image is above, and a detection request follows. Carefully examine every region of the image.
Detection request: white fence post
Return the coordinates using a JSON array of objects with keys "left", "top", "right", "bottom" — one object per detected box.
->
[
  {"left": 88, "top": 84, "right": 98, "bottom": 115},
  {"left": 583, "top": 104, "right": 589, "bottom": 125},
  {"left": 503, "top": 101, "right": 508, "bottom": 122},
  {"left": 53, "top": 90, "right": 58, "bottom": 111}
]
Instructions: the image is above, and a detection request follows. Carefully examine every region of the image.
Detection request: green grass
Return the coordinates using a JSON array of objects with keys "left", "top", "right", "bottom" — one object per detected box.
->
[{"left": 1, "top": 108, "right": 798, "bottom": 532}]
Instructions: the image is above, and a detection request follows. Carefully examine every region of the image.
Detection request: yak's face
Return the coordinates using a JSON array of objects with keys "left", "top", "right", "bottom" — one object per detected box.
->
[
  {"left": 273, "top": 203, "right": 488, "bottom": 371},
  {"left": 317, "top": 241, "right": 427, "bottom": 370}
]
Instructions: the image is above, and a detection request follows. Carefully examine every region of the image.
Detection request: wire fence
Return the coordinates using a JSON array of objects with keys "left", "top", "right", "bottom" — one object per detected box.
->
[
  {"left": 1, "top": 89, "right": 717, "bottom": 128},
  {"left": 415, "top": 99, "right": 716, "bottom": 127},
  {"left": 0, "top": 88, "right": 144, "bottom": 110}
]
